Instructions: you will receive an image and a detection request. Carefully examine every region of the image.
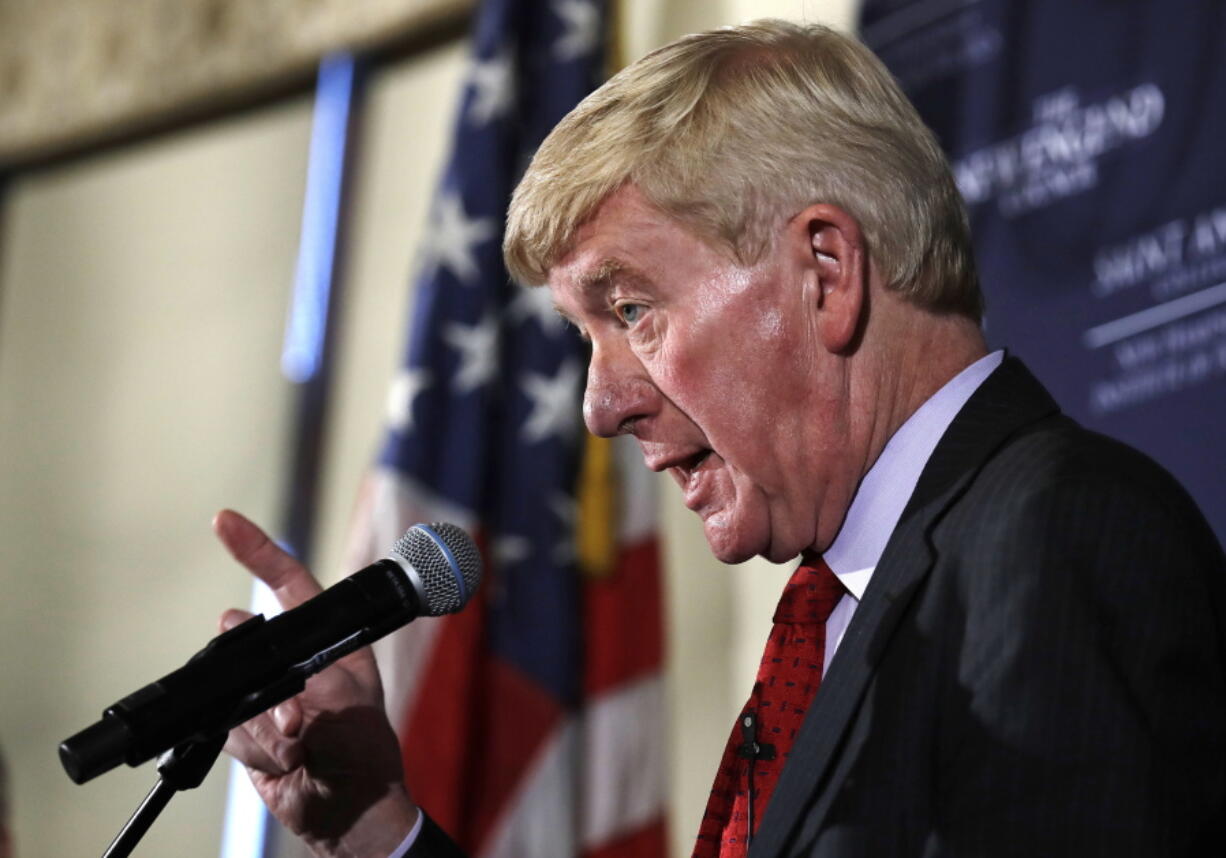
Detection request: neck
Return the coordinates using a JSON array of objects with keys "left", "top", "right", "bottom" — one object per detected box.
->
[
  {"left": 881, "top": 311, "right": 987, "bottom": 441},
  {"left": 847, "top": 306, "right": 987, "bottom": 517},
  {"left": 808, "top": 295, "right": 988, "bottom": 553}
]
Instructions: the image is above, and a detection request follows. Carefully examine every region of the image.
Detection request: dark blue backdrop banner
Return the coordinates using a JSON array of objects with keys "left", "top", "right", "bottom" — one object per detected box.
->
[{"left": 859, "top": 0, "right": 1226, "bottom": 542}]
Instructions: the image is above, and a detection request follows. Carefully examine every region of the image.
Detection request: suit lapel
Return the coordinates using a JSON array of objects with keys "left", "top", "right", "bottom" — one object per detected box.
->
[{"left": 748, "top": 357, "right": 1060, "bottom": 857}]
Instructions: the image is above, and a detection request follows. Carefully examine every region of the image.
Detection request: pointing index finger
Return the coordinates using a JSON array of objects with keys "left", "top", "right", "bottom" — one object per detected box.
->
[{"left": 213, "top": 509, "right": 323, "bottom": 609}]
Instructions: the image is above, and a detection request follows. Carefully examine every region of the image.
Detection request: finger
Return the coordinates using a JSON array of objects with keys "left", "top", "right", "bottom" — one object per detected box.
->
[
  {"left": 224, "top": 725, "right": 288, "bottom": 776},
  {"left": 241, "top": 709, "right": 305, "bottom": 772},
  {"left": 213, "top": 509, "right": 323, "bottom": 609},
  {"left": 272, "top": 698, "right": 303, "bottom": 738}
]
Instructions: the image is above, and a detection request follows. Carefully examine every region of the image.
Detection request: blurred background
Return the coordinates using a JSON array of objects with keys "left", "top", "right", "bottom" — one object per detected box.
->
[{"left": 1, "top": 1, "right": 1222, "bottom": 857}]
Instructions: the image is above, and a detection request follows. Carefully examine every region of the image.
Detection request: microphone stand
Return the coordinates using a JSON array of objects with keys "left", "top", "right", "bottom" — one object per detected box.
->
[
  {"left": 101, "top": 733, "right": 226, "bottom": 858},
  {"left": 82, "top": 651, "right": 330, "bottom": 857}
]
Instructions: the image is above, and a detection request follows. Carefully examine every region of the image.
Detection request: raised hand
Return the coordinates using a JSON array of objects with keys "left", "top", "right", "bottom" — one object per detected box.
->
[{"left": 214, "top": 509, "right": 417, "bottom": 857}]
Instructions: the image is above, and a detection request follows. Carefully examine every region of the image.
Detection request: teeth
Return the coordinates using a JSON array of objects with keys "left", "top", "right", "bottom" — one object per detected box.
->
[{"left": 661, "top": 449, "right": 711, "bottom": 478}]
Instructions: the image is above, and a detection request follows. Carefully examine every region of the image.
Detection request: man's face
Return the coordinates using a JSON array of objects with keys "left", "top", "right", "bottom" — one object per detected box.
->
[{"left": 549, "top": 187, "right": 845, "bottom": 563}]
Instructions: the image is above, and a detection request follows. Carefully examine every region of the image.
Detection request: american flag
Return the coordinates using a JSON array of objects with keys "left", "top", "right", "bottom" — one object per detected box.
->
[{"left": 344, "top": 1, "right": 668, "bottom": 856}]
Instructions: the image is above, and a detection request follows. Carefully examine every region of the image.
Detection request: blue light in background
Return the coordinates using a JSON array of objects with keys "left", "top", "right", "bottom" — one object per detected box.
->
[{"left": 281, "top": 53, "right": 356, "bottom": 384}]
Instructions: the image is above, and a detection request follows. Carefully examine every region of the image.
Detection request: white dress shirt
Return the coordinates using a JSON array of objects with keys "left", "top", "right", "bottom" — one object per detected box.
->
[{"left": 821, "top": 350, "right": 1004, "bottom": 671}]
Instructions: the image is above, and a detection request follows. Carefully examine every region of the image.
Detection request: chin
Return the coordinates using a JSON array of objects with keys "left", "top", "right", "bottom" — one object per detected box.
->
[
  {"left": 761, "top": 542, "right": 806, "bottom": 564},
  {"left": 707, "top": 543, "right": 757, "bottom": 564},
  {"left": 712, "top": 525, "right": 811, "bottom": 566},
  {"left": 701, "top": 515, "right": 767, "bottom": 565}
]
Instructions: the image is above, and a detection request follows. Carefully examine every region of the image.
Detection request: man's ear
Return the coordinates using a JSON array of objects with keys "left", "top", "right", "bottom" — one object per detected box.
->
[{"left": 789, "top": 203, "right": 867, "bottom": 353}]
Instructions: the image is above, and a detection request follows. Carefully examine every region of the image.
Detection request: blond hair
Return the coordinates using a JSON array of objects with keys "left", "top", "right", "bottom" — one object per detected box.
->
[{"left": 505, "top": 19, "right": 981, "bottom": 318}]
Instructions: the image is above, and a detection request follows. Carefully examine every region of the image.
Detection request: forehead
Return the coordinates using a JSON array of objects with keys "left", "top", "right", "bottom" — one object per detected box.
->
[{"left": 552, "top": 189, "right": 670, "bottom": 272}]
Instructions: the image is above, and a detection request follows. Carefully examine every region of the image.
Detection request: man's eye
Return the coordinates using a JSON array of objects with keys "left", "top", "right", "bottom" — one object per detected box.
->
[{"left": 616, "top": 303, "right": 644, "bottom": 325}]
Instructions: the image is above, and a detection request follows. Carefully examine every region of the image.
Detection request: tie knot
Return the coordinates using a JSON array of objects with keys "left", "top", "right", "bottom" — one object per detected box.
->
[{"left": 773, "top": 554, "right": 845, "bottom": 624}]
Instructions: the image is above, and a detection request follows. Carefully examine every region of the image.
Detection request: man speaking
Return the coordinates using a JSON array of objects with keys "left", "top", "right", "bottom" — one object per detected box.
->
[{"left": 216, "top": 19, "right": 1226, "bottom": 857}]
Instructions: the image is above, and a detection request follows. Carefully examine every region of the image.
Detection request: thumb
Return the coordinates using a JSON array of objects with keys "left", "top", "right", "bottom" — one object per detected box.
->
[
  {"left": 272, "top": 698, "right": 304, "bottom": 737},
  {"left": 219, "top": 608, "right": 255, "bottom": 633}
]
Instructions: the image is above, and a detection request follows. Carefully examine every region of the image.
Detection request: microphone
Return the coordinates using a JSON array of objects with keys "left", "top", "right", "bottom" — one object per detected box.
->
[{"left": 58, "top": 522, "right": 481, "bottom": 785}]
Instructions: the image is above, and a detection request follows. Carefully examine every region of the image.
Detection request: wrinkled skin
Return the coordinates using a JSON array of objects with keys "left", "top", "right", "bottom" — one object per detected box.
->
[{"left": 549, "top": 186, "right": 872, "bottom": 563}]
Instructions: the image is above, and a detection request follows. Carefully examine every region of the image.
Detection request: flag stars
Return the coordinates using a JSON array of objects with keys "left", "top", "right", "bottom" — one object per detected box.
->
[
  {"left": 386, "top": 367, "right": 431, "bottom": 433},
  {"left": 552, "top": 0, "right": 600, "bottom": 61},
  {"left": 419, "top": 190, "right": 496, "bottom": 285},
  {"left": 466, "top": 48, "right": 515, "bottom": 126},
  {"left": 443, "top": 313, "right": 500, "bottom": 393},
  {"left": 520, "top": 359, "right": 582, "bottom": 443},
  {"left": 509, "top": 283, "right": 567, "bottom": 336},
  {"left": 493, "top": 534, "right": 531, "bottom": 567}
]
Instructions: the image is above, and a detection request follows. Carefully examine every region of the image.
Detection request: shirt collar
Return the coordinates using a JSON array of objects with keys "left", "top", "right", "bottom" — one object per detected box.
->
[{"left": 822, "top": 350, "right": 1005, "bottom": 597}]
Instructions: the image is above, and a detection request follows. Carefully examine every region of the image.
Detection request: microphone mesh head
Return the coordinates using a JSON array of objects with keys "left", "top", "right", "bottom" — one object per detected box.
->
[{"left": 392, "top": 523, "right": 482, "bottom": 616}]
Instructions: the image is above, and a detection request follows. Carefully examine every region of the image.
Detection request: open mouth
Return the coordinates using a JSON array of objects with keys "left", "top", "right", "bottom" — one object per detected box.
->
[
  {"left": 687, "top": 449, "right": 712, "bottom": 470},
  {"left": 645, "top": 446, "right": 715, "bottom": 482},
  {"left": 674, "top": 448, "right": 712, "bottom": 481}
]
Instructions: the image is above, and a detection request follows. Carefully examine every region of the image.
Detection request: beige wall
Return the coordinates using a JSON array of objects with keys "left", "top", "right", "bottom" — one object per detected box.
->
[
  {"left": 0, "top": 2, "right": 858, "bottom": 856},
  {"left": 0, "top": 100, "right": 311, "bottom": 856}
]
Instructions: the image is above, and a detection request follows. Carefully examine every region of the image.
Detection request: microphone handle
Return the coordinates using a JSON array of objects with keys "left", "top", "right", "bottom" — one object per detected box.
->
[{"left": 59, "top": 558, "right": 419, "bottom": 784}]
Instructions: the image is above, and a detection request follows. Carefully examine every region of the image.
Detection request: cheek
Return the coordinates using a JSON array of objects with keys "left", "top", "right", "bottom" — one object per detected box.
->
[
  {"left": 755, "top": 305, "right": 786, "bottom": 339},
  {"left": 655, "top": 309, "right": 799, "bottom": 436},
  {"left": 707, "top": 312, "right": 808, "bottom": 414}
]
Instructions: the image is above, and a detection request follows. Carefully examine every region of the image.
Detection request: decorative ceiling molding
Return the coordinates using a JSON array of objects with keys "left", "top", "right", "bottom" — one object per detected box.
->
[{"left": 0, "top": 0, "right": 473, "bottom": 167}]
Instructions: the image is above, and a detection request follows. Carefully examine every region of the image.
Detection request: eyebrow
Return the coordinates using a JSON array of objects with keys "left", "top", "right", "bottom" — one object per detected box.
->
[
  {"left": 551, "top": 257, "right": 644, "bottom": 326},
  {"left": 576, "top": 257, "right": 630, "bottom": 293}
]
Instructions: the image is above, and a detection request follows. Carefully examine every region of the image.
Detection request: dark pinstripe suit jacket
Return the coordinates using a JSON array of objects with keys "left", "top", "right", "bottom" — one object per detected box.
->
[{"left": 749, "top": 357, "right": 1226, "bottom": 857}]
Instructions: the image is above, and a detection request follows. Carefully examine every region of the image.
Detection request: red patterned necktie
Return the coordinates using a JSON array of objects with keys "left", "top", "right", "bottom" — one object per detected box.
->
[{"left": 692, "top": 554, "right": 846, "bottom": 858}]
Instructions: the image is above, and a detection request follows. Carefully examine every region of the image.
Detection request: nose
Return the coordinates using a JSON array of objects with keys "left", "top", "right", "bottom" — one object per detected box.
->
[{"left": 582, "top": 340, "right": 658, "bottom": 437}]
